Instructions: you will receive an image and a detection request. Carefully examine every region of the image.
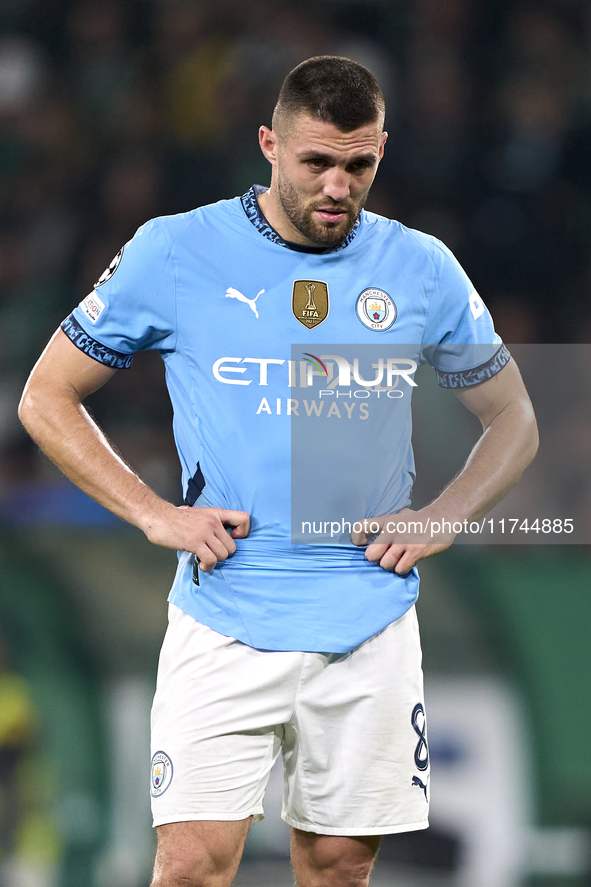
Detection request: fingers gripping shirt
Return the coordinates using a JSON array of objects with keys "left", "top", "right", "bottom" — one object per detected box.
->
[{"left": 61, "top": 189, "right": 506, "bottom": 653}]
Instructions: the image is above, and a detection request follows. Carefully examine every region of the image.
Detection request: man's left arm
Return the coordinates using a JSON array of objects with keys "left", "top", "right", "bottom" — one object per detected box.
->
[{"left": 358, "top": 357, "right": 539, "bottom": 573}]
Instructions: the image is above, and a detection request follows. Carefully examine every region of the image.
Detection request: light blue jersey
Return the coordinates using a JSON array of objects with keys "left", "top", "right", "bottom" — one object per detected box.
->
[{"left": 62, "top": 186, "right": 507, "bottom": 652}]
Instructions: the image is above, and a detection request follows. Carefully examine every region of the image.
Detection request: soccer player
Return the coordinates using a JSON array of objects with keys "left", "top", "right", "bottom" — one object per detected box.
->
[{"left": 19, "top": 57, "right": 537, "bottom": 887}]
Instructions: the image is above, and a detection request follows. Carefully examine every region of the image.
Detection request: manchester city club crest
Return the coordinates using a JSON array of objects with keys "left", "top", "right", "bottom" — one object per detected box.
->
[
  {"left": 151, "top": 750, "right": 173, "bottom": 798},
  {"left": 356, "top": 288, "right": 397, "bottom": 331}
]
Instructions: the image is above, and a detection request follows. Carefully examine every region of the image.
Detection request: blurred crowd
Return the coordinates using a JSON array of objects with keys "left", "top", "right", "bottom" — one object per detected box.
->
[{"left": 2, "top": 0, "right": 591, "bottom": 505}]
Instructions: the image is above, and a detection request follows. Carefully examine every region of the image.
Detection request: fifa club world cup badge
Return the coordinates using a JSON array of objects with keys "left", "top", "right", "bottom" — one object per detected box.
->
[
  {"left": 356, "top": 288, "right": 397, "bottom": 331},
  {"left": 292, "top": 280, "right": 329, "bottom": 329},
  {"left": 151, "top": 751, "right": 173, "bottom": 798}
]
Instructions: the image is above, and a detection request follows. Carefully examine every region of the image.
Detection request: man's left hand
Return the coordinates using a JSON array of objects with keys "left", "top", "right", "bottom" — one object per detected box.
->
[{"left": 351, "top": 506, "right": 456, "bottom": 574}]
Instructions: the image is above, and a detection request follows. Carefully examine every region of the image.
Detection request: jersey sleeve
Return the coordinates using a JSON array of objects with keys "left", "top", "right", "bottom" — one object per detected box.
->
[
  {"left": 420, "top": 238, "right": 510, "bottom": 388},
  {"left": 60, "top": 217, "right": 176, "bottom": 368}
]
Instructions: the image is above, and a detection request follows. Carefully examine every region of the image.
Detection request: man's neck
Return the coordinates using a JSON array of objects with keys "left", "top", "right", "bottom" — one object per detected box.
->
[{"left": 256, "top": 186, "right": 313, "bottom": 248}]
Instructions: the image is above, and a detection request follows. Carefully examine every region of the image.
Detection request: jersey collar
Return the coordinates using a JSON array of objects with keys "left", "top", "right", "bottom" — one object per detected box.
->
[{"left": 240, "top": 184, "right": 361, "bottom": 253}]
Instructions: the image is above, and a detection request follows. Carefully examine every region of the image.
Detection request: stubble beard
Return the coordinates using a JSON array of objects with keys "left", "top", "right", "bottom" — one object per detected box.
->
[{"left": 276, "top": 173, "right": 366, "bottom": 249}]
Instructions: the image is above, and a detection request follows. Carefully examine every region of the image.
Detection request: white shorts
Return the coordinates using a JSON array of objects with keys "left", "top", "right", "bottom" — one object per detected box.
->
[{"left": 150, "top": 603, "right": 429, "bottom": 836}]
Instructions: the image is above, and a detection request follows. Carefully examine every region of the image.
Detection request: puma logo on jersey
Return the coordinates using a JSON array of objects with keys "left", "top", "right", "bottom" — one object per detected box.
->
[{"left": 225, "top": 287, "right": 266, "bottom": 318}]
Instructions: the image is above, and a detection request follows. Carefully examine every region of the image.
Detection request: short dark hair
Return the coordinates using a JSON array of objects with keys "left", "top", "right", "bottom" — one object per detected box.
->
[{"left": 273, "top": 56, "right": 385, "bottom": 135}]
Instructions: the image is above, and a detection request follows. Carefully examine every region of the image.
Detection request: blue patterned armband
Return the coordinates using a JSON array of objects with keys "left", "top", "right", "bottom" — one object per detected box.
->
[
  {"left": 60, "top": 315, "right": 134, "bottom": 369},
  {"left": 436, "top": 344, "right": 511, "bottom": 389}
]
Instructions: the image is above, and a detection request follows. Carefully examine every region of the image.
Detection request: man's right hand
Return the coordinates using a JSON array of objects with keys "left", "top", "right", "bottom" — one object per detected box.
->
[
  {"left": 141, "top": 504, "right": 251, "bottom": 571},
  {"left": 19, "top": 331, "right": 252, "bottom": 567}
]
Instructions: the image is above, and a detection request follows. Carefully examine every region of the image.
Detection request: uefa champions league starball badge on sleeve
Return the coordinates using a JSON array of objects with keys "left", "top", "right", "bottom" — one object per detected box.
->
[
  {"left": 356, "top": 288, "right": 397, "bottom": 331},
  {"left": 94, "top": 247, "right": 124, "bottom": 288}
]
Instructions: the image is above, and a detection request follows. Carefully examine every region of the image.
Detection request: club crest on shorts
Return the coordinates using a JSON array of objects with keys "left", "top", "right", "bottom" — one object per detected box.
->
[
  {"left": 292, "top": 280, "right": 329, "bottom": 329},
  {"left": 151, "top": 751, "right": 173, "bottom": 798},
  {"left": 356, "top": 288, "right": 397, "bottom": 331},
  {"left": 95, "top": 247, "right": 123, "bottom": 288}
]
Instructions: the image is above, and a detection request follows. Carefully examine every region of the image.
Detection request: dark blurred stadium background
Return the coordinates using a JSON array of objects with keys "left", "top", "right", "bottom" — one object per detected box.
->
[{"left": 0, "top": 1, "right": 590, "bottom": 885}]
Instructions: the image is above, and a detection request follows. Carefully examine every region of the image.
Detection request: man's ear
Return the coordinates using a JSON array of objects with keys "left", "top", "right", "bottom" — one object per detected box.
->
[
  {"left": 379, "top": 131, "right": 388, "bottom": 160},
  {"left": 259, "top": 126, "right": 279, "bottom": 164}
]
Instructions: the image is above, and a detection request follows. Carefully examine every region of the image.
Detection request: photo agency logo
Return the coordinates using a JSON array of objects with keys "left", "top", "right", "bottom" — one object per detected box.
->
[
  {"left": 290, "top": 345, "right": 421, "bottom": 545},
  {"left": 212, "top": 352, "right": 418, "bottom": 391},
  {"left": 212, "top": 346, "right": 419, "bottom": 418},
  {"left": 295, "top": 350, "right": 418, "bottom": 419},
  {"left": 302, "top": 351, "right": 417, "bottom": 396},
  {"left": 292, "top": 344, "right": 591, "bottom": 547}
]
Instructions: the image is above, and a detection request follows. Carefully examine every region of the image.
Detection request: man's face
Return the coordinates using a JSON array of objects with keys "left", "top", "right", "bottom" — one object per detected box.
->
[{"left": 262, "top": 113, "right": 387, "bottom": 249}]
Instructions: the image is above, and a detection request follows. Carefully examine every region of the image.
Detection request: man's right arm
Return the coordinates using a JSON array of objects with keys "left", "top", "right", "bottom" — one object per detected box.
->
[{"left": 18, "top": 329, "right": 250, "bottom": 570}]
